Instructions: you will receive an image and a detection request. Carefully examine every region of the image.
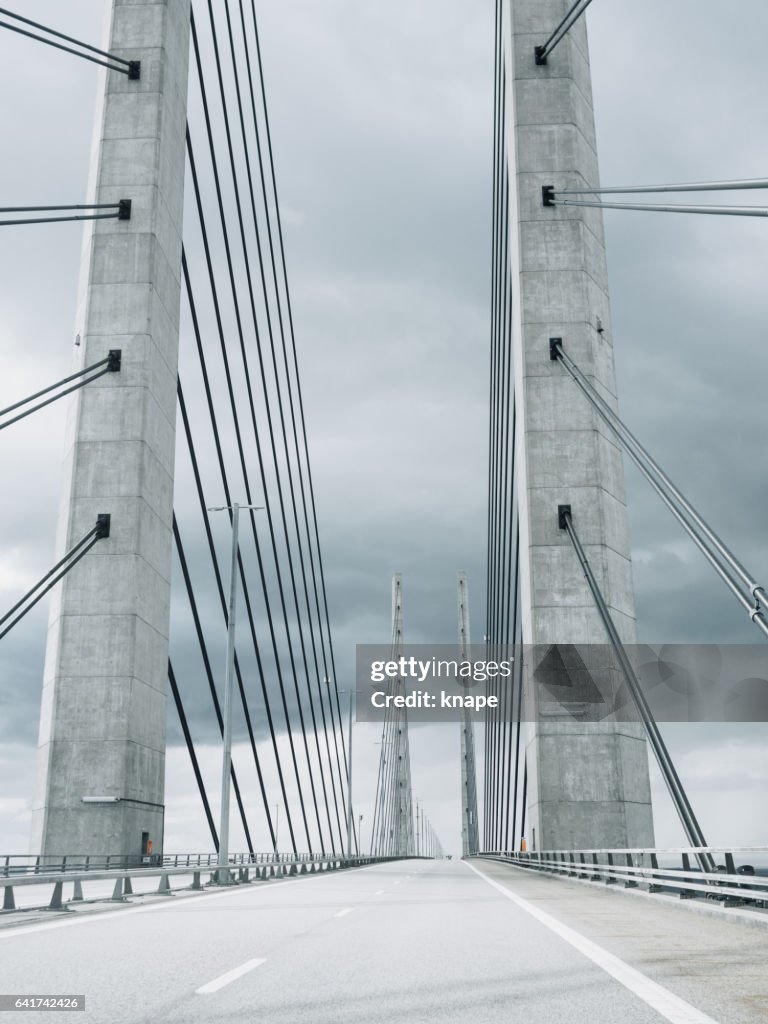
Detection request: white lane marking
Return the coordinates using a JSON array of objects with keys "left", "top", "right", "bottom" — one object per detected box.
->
[
  {"left": 465, "top": 863, "right": 719, "bottom": 1024},
  {"left": 196, "top": 957, "right": 267, "bottom": 994},
  {"left": 374, "top": 890, "right": 384, "bottom": 895},
  {"left": 334, "top": 907, "right": 353, "bottom": 918},
  {"left": 0, "top": 863, "right": 377, "bottom": 942}
]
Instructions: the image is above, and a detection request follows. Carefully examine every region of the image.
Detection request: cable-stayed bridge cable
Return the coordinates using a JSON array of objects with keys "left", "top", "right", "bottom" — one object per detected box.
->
[
  {"left": 171, "top": 499, "right": 261, "bottom": 854},
  {"left": 0, "top": 7, "right": 140, "bottom": 76},
  {"left": 178, "top": 270, "right": 289, "bottom": 852},
  {"left": 559, "top": 505, "right": 713, "bottom": 870},
  {"left": 0, "top": 200, "right": 131, "bottom": 227},
  {"left": 0, "top": 516, "right": 109, "bottom": 641},
  {"left": 551, "top": 339, "right": 768, "bottom": 637},
  {"left": 224, "top": 0, "right": 346, "bottom": 847},
  {"left": 168, "top": 659, "right": 220, "bottom": 852},
  {"left": 204, "top": 0, "right": 340, "bottom": 853},
  {"left": 0, "top": 351, "right": 120, "bottom": 431},
  {"left": 245, "top": 0, "right": 352, "bottom": 816},
  {"left": 188, "top": 8, "right": 326, "bottom": 853},
  {"left": 534, "top": 0, "right": 596, "bottom": 66}
]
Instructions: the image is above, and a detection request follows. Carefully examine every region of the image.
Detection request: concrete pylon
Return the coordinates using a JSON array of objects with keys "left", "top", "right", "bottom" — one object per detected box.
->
[
  {"left": 457, "top": 573, "right": 479, "bottom": 857},
  {"left": 391, "top": 575, "right": 413, "bottom": 857},
  {"left": 30, "top": 0, "right": 191, "bottom": 859},
  {"left": 504, "top": 1, "right": 654, "bottom": 850}
]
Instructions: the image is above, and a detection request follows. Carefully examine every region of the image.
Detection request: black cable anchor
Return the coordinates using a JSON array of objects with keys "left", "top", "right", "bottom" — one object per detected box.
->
[{"left": 534, "top": 0, "right": 596, "bottom": 65}]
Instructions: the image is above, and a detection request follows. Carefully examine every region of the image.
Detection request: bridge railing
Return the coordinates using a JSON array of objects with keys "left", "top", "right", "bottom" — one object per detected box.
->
[
  {"left": 479, "top": 847, "right": 768, "bottom": 906},
  {"left": 0, "top": 853, "right": 396, "bottom": 913},
  {"left": 1, "top": 850, "right": 366, "bottom": 876}
]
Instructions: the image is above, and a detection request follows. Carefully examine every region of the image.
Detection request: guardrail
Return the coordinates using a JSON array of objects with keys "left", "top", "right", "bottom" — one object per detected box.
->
[
  {"left": 1, "top": 850, "right": 359, "bottom": 876},
  {"left": 479, "top": 848, "right": 768, "bottom": 907},
  {"left": 0, "top": 853, "right": 394, "bottom": 913}
]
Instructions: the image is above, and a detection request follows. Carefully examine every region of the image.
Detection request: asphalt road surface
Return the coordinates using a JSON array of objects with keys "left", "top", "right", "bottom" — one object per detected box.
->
[{"left": 1, "top": 858, "right": 766, "bottom": 1023}]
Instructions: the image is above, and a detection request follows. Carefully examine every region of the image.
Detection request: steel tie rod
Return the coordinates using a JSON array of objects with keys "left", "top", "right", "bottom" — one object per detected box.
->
[
  {"left": 535, "top": 0, "right": 596, "bottom": 66},
  {"left": 554, "top": 177, "right": 768, "bottom": 196},
  {"left": 0, "top": 8, "right": 140, "bottom": 78},
  {"left": 0, "top": 200, "right": 131, "bottom": 228},
  {"left": 0, "top": 350, "right": 121, "bottom": 430},
  {"left": 542, "top": 186, "right": 768, "bottom": 217},
  {"left": 551, "top": 339, "right": 768, "bottom": 635},
  {"left": 558, "top": 505, "right": 714, "bottom": 871},
  {"left": 549, "top": 198, "right": 768, "bottom": 217},
  {"left": 0, "top": 515, "right": 111, "bottom": 641}
]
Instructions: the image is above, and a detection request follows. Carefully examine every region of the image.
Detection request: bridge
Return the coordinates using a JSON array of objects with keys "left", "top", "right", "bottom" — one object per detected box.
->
[{"left": 1, "top": 1, "right": 767, "bottom": 1022}]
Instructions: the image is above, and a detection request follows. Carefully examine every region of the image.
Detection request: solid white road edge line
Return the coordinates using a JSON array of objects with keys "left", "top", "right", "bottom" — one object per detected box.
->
[
  {"left": 464, "top": 862, "right": 720, "bottom": 1024},
  {"left": 195, "top": 958, "right": 267, "bottom": 994},
  {"left": 334, "top": 907, "right": 353, "bottom": 918}
]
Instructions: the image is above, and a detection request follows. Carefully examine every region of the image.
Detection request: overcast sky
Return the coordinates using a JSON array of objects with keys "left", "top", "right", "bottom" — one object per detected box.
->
[{"left": 1, "top": 0, "right": 767, "bottom": 856}]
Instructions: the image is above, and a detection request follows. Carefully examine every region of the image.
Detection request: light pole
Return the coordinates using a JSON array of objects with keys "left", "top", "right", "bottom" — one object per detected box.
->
[{"left": 208, "top": 502, "right": 263, "bottom": 883}]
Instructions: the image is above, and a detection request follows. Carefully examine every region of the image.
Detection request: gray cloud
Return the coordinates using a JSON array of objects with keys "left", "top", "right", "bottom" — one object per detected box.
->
[{"left": 1, "top": 1, "right": 767, "bottom": 854}]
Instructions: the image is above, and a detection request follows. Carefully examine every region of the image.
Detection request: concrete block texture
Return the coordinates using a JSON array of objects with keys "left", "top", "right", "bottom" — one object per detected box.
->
[
  {"left": 32, "top": 0, "right": 191, "bottom": 859},
  {"left": 505, "top": 0, "right": 654, "bottom": 848}
]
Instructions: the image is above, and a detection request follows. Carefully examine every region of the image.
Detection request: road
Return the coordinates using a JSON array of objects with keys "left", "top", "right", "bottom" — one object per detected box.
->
[{"left": 1, "top": 858, "right": 766, "bottom": 1023}]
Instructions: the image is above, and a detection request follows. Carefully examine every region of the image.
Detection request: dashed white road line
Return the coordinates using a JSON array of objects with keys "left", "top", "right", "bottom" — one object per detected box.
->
[
  {"left": 374, "top": 890, "right": 385, "bottom": 895},
  {"left": 465, "top": 862, "right": 719, "bottom": 1024},
  {"left": 195, "top": 958, "right": 267, "bottom": 994},
  {"left": 334, "top": 907, "right": 354, "bottom": 918}
]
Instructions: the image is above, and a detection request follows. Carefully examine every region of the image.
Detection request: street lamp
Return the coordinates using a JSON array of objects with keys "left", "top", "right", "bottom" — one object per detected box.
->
[
  {"left": 208, "top": 502, "right": 263, "bottom": 883},
  {"left": 326, "top": 678, "right": 354, "bottom": 858}
]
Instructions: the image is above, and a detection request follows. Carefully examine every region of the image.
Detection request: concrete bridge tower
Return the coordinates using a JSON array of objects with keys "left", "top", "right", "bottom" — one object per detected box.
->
[
  {"left": 504, "top": 0, "right": 655, "bottom": 850},
  {"left": 31, "top": 0, "right": 191, "bottom": 860}
]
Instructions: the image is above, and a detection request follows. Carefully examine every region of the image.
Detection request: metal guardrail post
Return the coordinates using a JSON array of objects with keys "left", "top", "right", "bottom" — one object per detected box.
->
[
  {"left": 47, "top": 881, "right": 64, "bottom": 911},
  {"left": 2, "top": 886, "right": 15, "bottom": 911},
  {"left": 679, "top": 853, "right": 696, "bottom": 898},
  {"left": 648, "top": 853, "right": 663, "bottom": 893},
  {"left": 624, "top": 853, "right": 639, "bottom": 887},
  {"left": 716, "top": 853, "right": 745, "bottom": 906},
  {"left": 590, "top": 853, "right": 601, "bottom": 881},
  {"left": 605, "top": 852, "right": 616, "bottom": 884}
]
